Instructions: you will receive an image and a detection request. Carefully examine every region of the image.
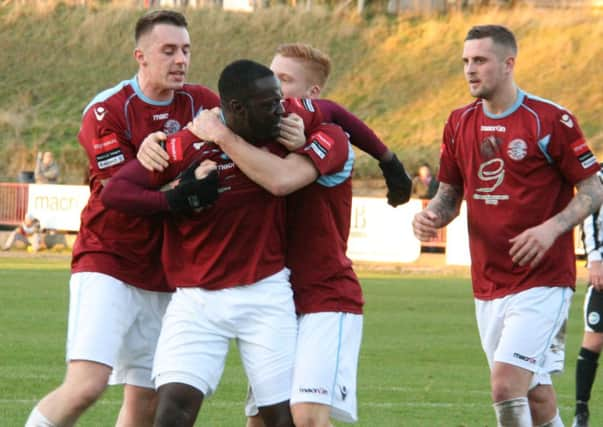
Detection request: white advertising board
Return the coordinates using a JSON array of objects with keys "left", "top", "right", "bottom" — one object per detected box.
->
[
  {"left": 347, "top": 197, "right": 422, "bottom": 263},
  {"left": 27, "top": 184, "right": 90, "bottom": 231},
  {"left": 444, "top": 201, "right": 471, "bottom": 266}
]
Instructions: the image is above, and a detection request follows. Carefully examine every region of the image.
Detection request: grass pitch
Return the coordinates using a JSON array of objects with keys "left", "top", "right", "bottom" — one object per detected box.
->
[{"left": 0, "top": 255, "right": 601, "bottom": 426}]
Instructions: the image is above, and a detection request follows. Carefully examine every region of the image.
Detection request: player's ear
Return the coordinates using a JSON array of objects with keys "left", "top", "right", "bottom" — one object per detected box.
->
[
  {"left": 134, "top": 47, "right": 146, "bottom": 66},
  {"left": 228, "top": 99, "right": 246, "bottom": 116},
  {"left": 308, "top": 84, "right": 321, "bottom": 98}
]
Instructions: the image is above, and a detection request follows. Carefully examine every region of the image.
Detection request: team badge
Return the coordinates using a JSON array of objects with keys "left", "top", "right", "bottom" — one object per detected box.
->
[
  {"left": 163, "top": 119, "right": 181, "bottom": 135},
  {"left": 588, "top": 311, "right": 600, "bottom": 326},
  {"left": 507, "top": 139, "right": 527, "bottom": 161}
]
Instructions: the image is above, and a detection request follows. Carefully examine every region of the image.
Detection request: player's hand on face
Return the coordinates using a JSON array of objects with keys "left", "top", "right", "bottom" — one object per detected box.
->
[
  {"left": 189, "top": 107, "right": 226, "bottom": 143},
  {"left": 194, "top": 160, "right": 218, "bottom": 180},
  {"left": 589, "top": 260, "right": 603, "bottom": 291},
  {"left": 412, "top": 210, "right": 439, "bottom": 241},
  {"left": 508, "top": 223, "right": 556, "bottom": 268},
  {"left": 277, "top": 113, "right": 305, "bottom": 151},
  {"left": 138, "top": 132, "right": 169, "bottom": 172}
]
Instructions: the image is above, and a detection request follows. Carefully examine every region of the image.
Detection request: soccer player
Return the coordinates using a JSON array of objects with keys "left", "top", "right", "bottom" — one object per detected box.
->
[
  {"left": 412, "top": 25, "right": 603, "bottom": 427},
  {"left": 25, "top": 10, "right": 219, "bottom": 427},
  {"left": 101, "top": 59, "right": 349, "bottom": 427},
  {"left": 137, "top": 43, "right": 412, "bottom": 207},
  {"left": 189, "top": 91, "right": 363, "bottom": 427},
  {"left": 270, "top": 42, "right": 411, "bottom": 207},
  {"left": 573, "top": 167, "right": 603, "bottom": 427}
]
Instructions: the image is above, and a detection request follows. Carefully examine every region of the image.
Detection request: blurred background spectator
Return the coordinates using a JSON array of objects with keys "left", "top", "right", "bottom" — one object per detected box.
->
[
  {"left": 35, "top": 151, "right": 60, "bottom": 184},
  {"left": 2, "top": 213, "right": 42, "bottom": 252},
  {"left": 411, "top": 162, "right": 439, "bottom": 199}
]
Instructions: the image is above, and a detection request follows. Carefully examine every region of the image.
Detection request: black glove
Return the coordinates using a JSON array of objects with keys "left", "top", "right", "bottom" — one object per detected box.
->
[
  {"left": 165, "top": 162, "right": 219, "bottom": 214},
  {"left": 379, "top": 154, "right": 412, "bottom": 207}
]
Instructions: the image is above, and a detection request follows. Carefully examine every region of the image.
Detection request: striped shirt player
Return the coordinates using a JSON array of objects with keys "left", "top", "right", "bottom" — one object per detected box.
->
[
  {"left": 72, "top": 76, "right": 219, "bottom": 388},
  {"left": 101, "top": 98, "right": 347, "bottom": 415},
  {"left": 573, "top": 166, "right": 603, "bottom": 427}
]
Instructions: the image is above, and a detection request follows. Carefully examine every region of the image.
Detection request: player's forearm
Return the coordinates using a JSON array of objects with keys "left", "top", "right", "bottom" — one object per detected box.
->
[
  {"left": 546, "top": 173, "right": 603, "bottom": 238},
  {"left": 101, "top": 161, "right": 170, "bottom": 215},
  {"left": 217, "top": 132, "right": 314, "bottom": 196},
  {"left": 317, "top": 99, "right": 388, "bottom": 160},
  {"left": 425, "top": 182, "right": 463, "bottom": 228}
]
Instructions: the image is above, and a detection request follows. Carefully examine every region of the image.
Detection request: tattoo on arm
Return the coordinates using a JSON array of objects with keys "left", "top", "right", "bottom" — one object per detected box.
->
[
  {"left": 553, "top": 173, "right": 603, "bottom": 234},
  {"left": 426, "top": 183, "right": 463, "bottom": 227}
]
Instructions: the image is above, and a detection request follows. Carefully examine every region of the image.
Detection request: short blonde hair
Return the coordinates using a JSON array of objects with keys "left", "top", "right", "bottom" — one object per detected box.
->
[{"left": 275, "top": 43, "right": 332, "bottom": 88}]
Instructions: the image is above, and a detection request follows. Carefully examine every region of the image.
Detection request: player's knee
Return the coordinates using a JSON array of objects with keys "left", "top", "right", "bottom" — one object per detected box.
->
[
  {"left": 491, "top": 382, "right": 516, "bottom": 402},
  {"left": 528, "top": 385, "right": 557, "bottom": 425},
  {"left": 65, "top": 380, "right": 107, "bottom": 413},
  {"left": 258, "top": 401, "right": 295, "bottom": 427},
  {"left": 154, "top": 384, "right": 202, "bottom": 427},
  {"left": 291, "top": 404, "right": 331, "bottom": 427}
]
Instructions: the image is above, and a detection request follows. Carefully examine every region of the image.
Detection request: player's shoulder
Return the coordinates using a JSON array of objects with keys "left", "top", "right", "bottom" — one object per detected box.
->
[
  {"left": 179, "top": 84, "right": 219, "bottom": 101},
  {"left": 83, "top": 78, "right": 134, "bottom": 117},
  {"left": 284, "top": 98, "right": 322, "bottom": 128},
  {"left": 284, "top": 98, "right": 319, "bottom": 115},
  {"left": 521, "top": 90, "right": 571, "bottom": 118},
  {"left": 447, "top": 99, "right": 481, "bottom": 124}
]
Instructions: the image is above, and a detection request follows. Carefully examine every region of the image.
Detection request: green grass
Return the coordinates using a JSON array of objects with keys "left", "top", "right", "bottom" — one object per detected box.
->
[{"left": 0, "top": 255, "right": 602, "bottom": 426}]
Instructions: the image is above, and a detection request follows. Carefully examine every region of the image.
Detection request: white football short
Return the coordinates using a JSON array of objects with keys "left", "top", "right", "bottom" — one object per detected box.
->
[
  {"left": 153, "top": 268, "right": 297, "bottom": 408},
  {"left": 475, "top": 286, "right": 572, "bottom": 388},
  {"left": 67, "top": 272, "right": 171, "bottom": 388},
  {"left": 246, "top": 311, "right": 363, "bottom": 423}
]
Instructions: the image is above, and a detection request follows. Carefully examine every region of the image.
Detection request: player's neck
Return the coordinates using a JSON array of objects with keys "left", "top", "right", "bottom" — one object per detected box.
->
[
  {"left": 483, "top": 83, "right": 518, "bottom": 116},
  {"left": 137, "top": 74, "right": 175, "bottom": 103}
]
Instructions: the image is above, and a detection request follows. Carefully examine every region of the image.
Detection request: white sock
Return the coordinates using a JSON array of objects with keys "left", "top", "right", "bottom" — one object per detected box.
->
[
  {"left": 25, "top": 406, "right": 57, "bottom": 427},
  {"left": 493, "top": 397, "right": 532, "bottom": 427},
  {"left": 535, "top": 409, "right": 564, "bottom": 427}
]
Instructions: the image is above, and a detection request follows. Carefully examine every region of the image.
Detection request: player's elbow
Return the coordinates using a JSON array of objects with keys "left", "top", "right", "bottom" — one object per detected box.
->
[
  {"left": 266, "top": 181, "right": 295, "bottom": 197},
  {"left": 99, "top": 179, "right": 119, "bottom": 208}
]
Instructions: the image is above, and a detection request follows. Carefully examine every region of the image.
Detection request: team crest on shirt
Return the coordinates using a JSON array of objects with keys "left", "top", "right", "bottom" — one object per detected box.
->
[
  {"left": 507, "top": 139, "right": 527, "bottom": 161},
  {"left": 588, "top": 311, "right": 600, "bottom": 326},
  {"left": 163, "top": 119, "right": 181, "bottom": 135}
]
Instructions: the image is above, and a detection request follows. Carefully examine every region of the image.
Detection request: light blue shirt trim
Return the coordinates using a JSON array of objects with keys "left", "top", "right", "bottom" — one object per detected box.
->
[
  {"left": 537, "top": 135, "right": 553, "bottom": 164},
  {"left": 316, "top": 142, "right": 355, "bottom": 187},
  {"left": 130, "top": 75, "right": 173, "bottom": 106},
  {"left": 483, "top": 89, "right": 525, "bottom": 119},
  {"left": 83, "top": 75, "right": 174, "bottom": 116},
  {"left": 83, "top": 79, "right": 132, "bottom": 116}
]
